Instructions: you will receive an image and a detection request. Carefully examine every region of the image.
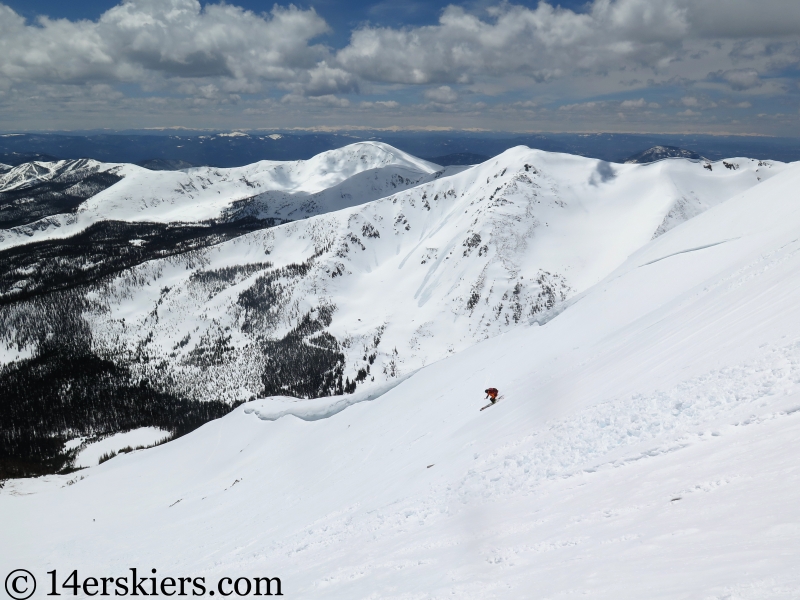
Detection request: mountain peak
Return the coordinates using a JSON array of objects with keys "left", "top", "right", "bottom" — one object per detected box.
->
[{"left": 624, "top": 145, "right": 705, "bottom": 164}]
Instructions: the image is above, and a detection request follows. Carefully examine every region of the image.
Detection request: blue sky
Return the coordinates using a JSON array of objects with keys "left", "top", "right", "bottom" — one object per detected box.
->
[
  {"left": 2, "top": 0, "right": 591, "bottom": 42},
  {"left": 0, "top": 0, "right": 797, "bottom": 134}
]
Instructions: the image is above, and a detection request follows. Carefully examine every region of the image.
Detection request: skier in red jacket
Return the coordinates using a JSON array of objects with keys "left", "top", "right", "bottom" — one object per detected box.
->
[{"left": 484, "top": 388, "right": 499, "bottom": 404}]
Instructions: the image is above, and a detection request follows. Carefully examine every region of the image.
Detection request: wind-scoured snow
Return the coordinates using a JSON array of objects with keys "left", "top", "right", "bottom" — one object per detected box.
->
[
  {"left": 76, "top": 149, "right": 787, "bottom": 403},
  {"left": 3, "top": 161, "right": 800, "bottom": 598}
]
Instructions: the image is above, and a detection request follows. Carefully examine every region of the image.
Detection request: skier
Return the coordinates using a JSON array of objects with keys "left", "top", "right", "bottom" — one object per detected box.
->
[{"left": 480, "top": 387, "right": 501, "bottom": 411}]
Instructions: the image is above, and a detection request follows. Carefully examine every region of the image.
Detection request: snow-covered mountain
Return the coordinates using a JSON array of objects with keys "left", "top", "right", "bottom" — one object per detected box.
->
[
  {"left": 0, "top": 144, "right": 788, "bottom": 479},
  {"left": 624, "top": 144, "right": 706, "bottom": 163},
  {"left": 81, "top": 150, "right": 786, "bottom": 403},
  {"left": 4, "top": 158, "right": 800, "bottom": 598},
  {"left": 0, "top": 142, "right": 445, "bottom": 250},
  {"left": 0, "top": 158, "right": 110, "bottom": 192},
  {"left": 0, "top": 158, "right": 125, "bottom": 229}
]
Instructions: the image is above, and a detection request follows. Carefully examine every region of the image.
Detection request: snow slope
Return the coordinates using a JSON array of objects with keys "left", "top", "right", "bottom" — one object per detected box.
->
[
  {"left": 68, "top": 427, "right": 171, "bottom": 468},
  {"left": 0, "top": 158, "right": 115, "bottom": 191},
  {"left": 0, "top": 142, "right": 444, "bottom": 249},
  {"left": 3, "top": 162, "right": 800, "bottom": 598},
  {"left": 79, "top": 150, "right": 787, "bottom": 402}
]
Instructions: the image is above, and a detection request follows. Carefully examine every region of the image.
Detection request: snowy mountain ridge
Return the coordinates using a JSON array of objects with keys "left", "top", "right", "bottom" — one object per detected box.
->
[
  {"left": 0, "top": 142, "right": 446, "bottom": 250},
  {"left": 0, "top": 158, "right": 127, "bottom": 230},
  {"left": 75, "top": 147, "right": 786, "bottom": 403},
  {"left": 0, "top": 143, "right": 789, "bottom": 480},
  {"left": 0, "top": 158, "right": 112, "bottom": 191}
]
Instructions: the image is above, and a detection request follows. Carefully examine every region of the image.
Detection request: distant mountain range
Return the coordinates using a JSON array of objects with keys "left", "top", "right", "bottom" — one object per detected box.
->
[
  {"left": 1, "top": 131, "right": 798, "bottom": 169},
  {"left": 135, "top": 158, "right": 196, "bottom": 171},
  {"left": 421, "top": 152, "right": 491, "bottom": 165},
  {"left": 624, "top": 145, "right": 706, "bottom": 163}
]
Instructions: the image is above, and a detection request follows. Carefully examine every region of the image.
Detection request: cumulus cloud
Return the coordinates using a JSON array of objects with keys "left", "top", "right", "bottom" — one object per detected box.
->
[
  {"left": 310, "top": 95, "right": 351, "bottom": 108},
  {"left": 424, "top": 86, "right": 458, "bottom": 103},
  {"left": 0, "top": 0, "right": 330, "bottom": 94},
  {"left": 618, "top": 98, "right": 662, "bottom": 109},
  {"left": 0, "top": 0, "right": 798, "bottom": 133},
  {"left": 336, "top": 1, "right": 685, "bottom": 85},
  {"left": 281, "top": 93, "right": 350, "bottom": 107},
  {"left": 360, "top": 100, "right": 400, "bottom": 109},
  {"left": 335, "top": 0, "right": 800, "bottom": 87},
  {"left": 294, "top": 63, "right": 359, "bottom": 97},
  {"left": 713, "top": 69, "right": 763, "bottom": 90},
  {"left": 2, "top": 0, "right": 797, "bottom": 96},
  {"left": 620, "top": 98, "right": 646, "bottom": 108},
  {"left": 559, "top": 101, "right": 606, "bottom": 111}
]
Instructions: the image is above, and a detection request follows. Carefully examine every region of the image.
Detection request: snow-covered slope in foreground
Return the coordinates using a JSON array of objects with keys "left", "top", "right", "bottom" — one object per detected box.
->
[
  {"left": 0, "top": 142, "right": 443, "bottom": 249},
  {"left": 4, "top": 165, "right": 800, "bottom": 597}
]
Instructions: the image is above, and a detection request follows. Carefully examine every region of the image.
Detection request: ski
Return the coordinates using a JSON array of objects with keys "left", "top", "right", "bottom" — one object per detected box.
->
[{"left": 480, "top": 395, "right": 504, "bottom": 411}]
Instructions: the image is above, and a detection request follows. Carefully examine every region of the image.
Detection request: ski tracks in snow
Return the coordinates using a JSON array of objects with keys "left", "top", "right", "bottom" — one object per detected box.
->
[
  {"left": 241, "top": 338, "right": 800, "bottom": 596},
  {"left": 457, "top": 338, "right": 800, "bottom": 502}
]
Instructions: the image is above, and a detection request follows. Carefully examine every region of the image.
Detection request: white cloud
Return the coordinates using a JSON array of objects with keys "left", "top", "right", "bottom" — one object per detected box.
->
[
  {"left": 716, "top": 69, "right": 762, "bottom": 90},
  {"left": 620, "top": 98, "right": 647, "bottom": 108},
  {"left": 335, "top": 0, "right": 800, "bottom": 88},
  {"left": 424, "top": 86, "right": 458, "bottom": 104},
  {"left": 302, "top": 63, "right": 359, "bottom": 96},
  {"left": 336, "top": 1, "right": 689, "bottom": 86},
  {"left": 0, "top": 0, "right": 330, "bottom": 93},
  {"left": 619, "top": 98, "right": 662, "bottom": 109},
  {"left": 360, "top": 100, "right": 400, "bottom": 109},
  {"left": 311, "top": 94, "right": 351, "bottom": 108},
  {"left": 0, "top": 0, "right": 798, "bottom": 133},
  {"left": 514, "top": 100, "right": 538, "bottom": 108},
  {"left": 280, "top": 93, "right": 350, "bottom": 107},
  {"left": 559, "top": 101, "right": 605, "bottom": 111}
]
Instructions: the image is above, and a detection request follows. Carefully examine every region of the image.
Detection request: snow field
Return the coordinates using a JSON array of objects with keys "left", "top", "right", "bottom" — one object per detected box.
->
[{"left": 2, "top": 161, "right": 800, "bottom": 597}]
